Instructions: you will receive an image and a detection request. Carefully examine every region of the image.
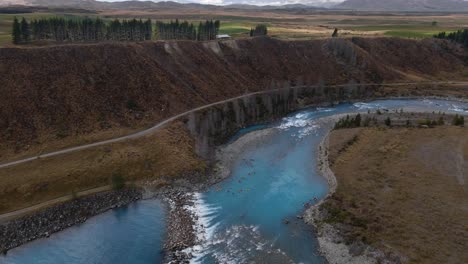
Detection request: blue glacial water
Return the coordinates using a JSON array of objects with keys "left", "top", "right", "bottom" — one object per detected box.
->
[
  {"left": 0, "top": 200, "right": 166, "bottom": 264},
  {"left": 1, "top": 99, "right": 466, "bottom": 264},
  {"left": 185, "top": 99, "right": 468, "bottom": 264}
]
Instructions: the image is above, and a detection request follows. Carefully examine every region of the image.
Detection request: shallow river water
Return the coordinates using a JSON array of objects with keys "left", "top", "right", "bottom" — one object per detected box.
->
[{"left": 1, "top": 99, "right": 467, "bottom": 264}]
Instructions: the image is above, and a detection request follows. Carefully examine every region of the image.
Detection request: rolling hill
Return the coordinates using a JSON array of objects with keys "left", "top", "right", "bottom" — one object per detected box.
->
[{"left": 337, "top": 0, "right": 468, "bottom": 11}]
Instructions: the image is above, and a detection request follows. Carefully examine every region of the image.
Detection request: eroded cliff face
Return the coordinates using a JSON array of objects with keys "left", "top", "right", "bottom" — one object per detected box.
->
[
  {"left": 185, "top": 84, "right": 373, "bottom": 158},
  {"left": 0, "top": 37, "right": 464, "bottom": 153}
]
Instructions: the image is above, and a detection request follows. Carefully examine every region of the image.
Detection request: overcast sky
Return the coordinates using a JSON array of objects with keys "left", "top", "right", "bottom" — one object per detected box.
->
[{"left": 98, "top": 0, "right": 345, "bottom": 6}]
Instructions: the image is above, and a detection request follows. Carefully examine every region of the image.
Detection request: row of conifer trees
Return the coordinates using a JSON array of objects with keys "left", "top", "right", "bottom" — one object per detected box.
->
[
  {"left": 156, "top": 19, "right": 220, "bottom": 41},
  {"left": 250, "top": 24, "right": 268, "bottom": 37},
  {"left": 12, "top": 17, "right": 153, "bottom": 44},
  {"left": 12, "top": 17, "right": 222, "bottom": 44},
  {"left": 433, "top": 29, "right": 468, "bottom": 47}
]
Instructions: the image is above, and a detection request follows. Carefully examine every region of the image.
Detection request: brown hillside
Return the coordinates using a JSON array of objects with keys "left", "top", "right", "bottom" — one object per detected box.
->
[{"left": 0, "top": 37, "right": 465, "bottom": 157}]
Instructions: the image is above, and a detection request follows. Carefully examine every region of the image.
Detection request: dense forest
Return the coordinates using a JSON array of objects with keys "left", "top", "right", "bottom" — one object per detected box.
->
[
  {"left": 156, "top": 20, "right": 220, "bottom": 41},
  {"left": 250, "top": 24, "right": 268, "bottom": 37},
  {"left": 11, "top": 17, "right": 221, "bottom": 44},
  {"left": 433, "top": 29, "right": 468, "bottom": 47}
]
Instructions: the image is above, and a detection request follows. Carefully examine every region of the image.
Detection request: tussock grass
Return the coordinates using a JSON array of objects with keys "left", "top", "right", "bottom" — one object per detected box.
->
[{"left": 0, "top": 122, "right": 205, "bottom": 214}]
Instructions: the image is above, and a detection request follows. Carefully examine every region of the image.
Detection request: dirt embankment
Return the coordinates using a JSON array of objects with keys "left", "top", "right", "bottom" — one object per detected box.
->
[
  {"left": 0, "top": 121, "right": 205, "bottom": 214},
  {"left": 316, "top": 125, "right": 467, "bottom": 264},
  {"left": 0, "top": 37, "right": 465, "bottom": 159},
  {"left": 0, "top": 188, "right": 142, "bottom": 254}
]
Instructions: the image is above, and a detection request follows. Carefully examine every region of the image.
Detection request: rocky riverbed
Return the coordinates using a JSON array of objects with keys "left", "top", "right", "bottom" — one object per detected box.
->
[
  {"left": 0, "top": 188, "right": 142, "bottom": 255},
  {"left": 163, "top": 192, "right": 197, "bottom": 264},
  {"left": 160, "top": 127, "right": 280, "bottom": 263}
]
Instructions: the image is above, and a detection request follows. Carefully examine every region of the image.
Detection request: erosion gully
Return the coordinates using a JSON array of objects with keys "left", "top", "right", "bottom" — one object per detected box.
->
[{"left": 1, "top": 99, "right": 467, "bottom": 264}]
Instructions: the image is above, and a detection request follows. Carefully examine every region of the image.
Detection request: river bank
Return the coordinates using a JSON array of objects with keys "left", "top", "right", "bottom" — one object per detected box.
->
[
  {"left": 303, "top": 124, "right": 386, "bottom": 264},
  {"left": 1, "top": 96, "right": 466, "bottom": 263},
  {"left": 303, "top": 109, "right": 467, "bottom": 264},
  {"left": 0, "top": 188, "right": 142, "bottom": 255},
  {"left": 0, "top": 128, "right": 279, "bottom": 261},
  {"left": 303, "top": 113, "right": 412, "bottom": 264}
]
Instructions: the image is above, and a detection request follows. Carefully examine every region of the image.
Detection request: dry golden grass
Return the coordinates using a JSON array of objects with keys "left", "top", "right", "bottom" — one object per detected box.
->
[
  {"left": 377, "top": 83, "right": 468, "bottom": 97},
  {"left": 0, "top": 122, "right": 205, "bottom": 214},
  {"left": 325, "top": 126, "right": 468, "bottom": 264},
  {"left": 0, "top": 126, "right": 145, "bottom": 164}
]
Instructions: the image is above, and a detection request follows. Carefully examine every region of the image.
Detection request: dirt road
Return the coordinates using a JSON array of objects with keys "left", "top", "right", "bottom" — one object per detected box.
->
[{"left": 0, "top": 81, "right": 466, "bottom": 170}]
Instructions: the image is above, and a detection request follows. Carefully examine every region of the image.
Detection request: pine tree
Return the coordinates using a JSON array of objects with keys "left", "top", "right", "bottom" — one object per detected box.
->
[
  {"left": 385, "top": 117, "right": 392, "bottom": 127},
  {"left": 251, "top": 24, "right": 268, "bottom": 37},
  {"left": 434, "top": 28, "right": 468, "bottom": 48},
  {"left": 12, "top": 17, "right": 22, "bottom": 44},
  {"left": 354, "top": 113, "right": 361, "bottom": 127},
  {"left": 20, "top": 17, "right": 30, "bottom": 43},
  {"left": 156, "top": 19, "right": 211, "bottom": 41},
  {"left": 332, "top": 28, "right": 339, "bottom": 38}
]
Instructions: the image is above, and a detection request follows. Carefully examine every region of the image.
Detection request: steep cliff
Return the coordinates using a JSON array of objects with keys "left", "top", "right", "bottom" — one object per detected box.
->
[{"left": 0, "top": 37, "right": 464, "bottom": 155}]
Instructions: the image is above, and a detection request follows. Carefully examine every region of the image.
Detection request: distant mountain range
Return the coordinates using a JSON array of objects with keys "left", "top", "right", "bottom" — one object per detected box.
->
[
  {"left": 0, "top": 0, "right": 339, "bottom": 10},
  {"left": 2, "top": 0, "right": 468, "bottom": 12},
  {"left": 1, "top": 1, "right": 340, "bottom": 8},
  {"left": 337, "top": 0, "right": 468, "bottom": 11},
  {"left": 0, "top": 0, "right": 332, "bottom": 10}
]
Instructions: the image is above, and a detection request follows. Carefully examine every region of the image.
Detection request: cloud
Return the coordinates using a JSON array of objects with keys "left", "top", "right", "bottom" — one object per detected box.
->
[{"left": 220, "top": 0, "right": 343, "bottom": 6}]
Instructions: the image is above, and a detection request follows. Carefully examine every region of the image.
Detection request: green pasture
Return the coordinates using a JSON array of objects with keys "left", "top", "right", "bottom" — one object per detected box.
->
[{"left": 0, "top": 10, "right": 464, "bottom": 46}]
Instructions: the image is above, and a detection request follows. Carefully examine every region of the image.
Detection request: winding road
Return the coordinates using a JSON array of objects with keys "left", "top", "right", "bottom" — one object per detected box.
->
[
  {"left": 0, "top": 81, "right": 466, "bottom": 170},
  {"left": 0, "top": 81, "right": 466, "bottom": 222}
]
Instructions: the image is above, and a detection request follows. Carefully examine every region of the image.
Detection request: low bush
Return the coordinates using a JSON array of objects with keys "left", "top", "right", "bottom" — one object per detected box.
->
[
  {"left": 111, "top": 173, "right": 126, "bottom": 190},
  {"left": 452, "top": 114, "right": 465, "bottom": 126}
]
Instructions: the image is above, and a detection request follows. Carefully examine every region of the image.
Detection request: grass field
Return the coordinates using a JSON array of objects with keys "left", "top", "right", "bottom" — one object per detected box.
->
[
  {"left": 384, "top": 30, "right": 446, "bottom": 38},
  {"left": 325, "top": 125, "right": 468, "bottom": 263},
  {"left": 2, "top": 9, "right": 468, "bottom": 46},
  {"left": 0, "top": 122, "right": 205, "bottom": 214},
  {"left": 218, "top": 21, "right": 254, "bottom": 37}
]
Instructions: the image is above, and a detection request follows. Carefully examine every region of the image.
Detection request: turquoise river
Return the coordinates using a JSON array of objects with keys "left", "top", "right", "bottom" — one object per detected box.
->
[{"left": 1, "top": 99, "right": 467, "bottom": 264}]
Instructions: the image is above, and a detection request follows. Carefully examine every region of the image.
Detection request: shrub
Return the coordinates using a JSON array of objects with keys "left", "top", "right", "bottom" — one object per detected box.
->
[
  {"left": 354, "top": 113, "right": 361, "bottom": 127},
  {"left": 71, "top": 190, "right": 78, "bottom": 200},
  {"left": 363, "top": 117, "right": 371, "bottom": 127},
  {"left": 334, "top": 114, "right": 362, "bottom": 129},
  {"left": 437, "top": 117, "right": 445, "bottom": 125},
  {"left": 111, "top": 173, "right": 126, "bottom": 190},
  {"left": 452, "top": 114, "right": 465, "bottom": 126},
  {"left": 126, "top": 99, "right": 138, "bottom": 111},
  {"left": 416, "top": 119, "right": 441, "bottom": 128},
  {"left": 384, "top": 117, "right": 391, "bottom": 127}
]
